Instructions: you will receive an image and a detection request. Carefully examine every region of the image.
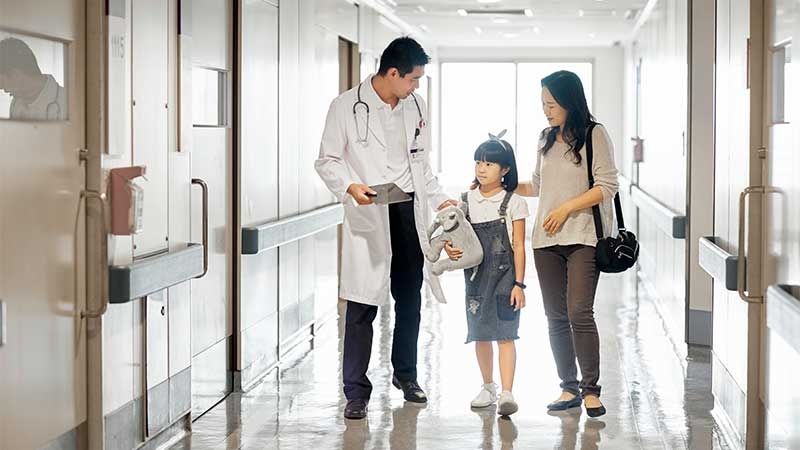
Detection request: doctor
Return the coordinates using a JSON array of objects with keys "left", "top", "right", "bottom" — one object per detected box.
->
[
  {"left": 0, "top": 37, "right": 67, "bottom": 121},
  {"left": 315, "top": 37, "right": 455, "bottom": 420}
]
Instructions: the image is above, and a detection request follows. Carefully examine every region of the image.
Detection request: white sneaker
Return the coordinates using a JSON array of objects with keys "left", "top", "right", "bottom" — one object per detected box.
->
[
  {"left": 470, "top": 383, "right": 497, "bottom": 408},
  {"left": 497, "top": 390, "right": 518, "bottom": 416}
]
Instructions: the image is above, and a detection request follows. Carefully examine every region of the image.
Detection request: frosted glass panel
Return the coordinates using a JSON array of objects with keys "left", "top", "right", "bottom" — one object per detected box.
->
[
  {"left": 0, "top": 31, "right": 67, "bottom": 121},
  {"left": 192, "top": 67, "right": 226, "bottom": 127},
  {"left": 440, "top": 62, "right": 593, "bottom": 187},
  {"left": 440, "top": 63, "right": 516, "bottom": 190}
]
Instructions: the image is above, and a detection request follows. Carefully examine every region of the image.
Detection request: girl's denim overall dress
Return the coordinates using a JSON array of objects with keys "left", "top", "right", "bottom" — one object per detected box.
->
[{"left": 462, "top": 191, "right": 520, "bottom": 343}]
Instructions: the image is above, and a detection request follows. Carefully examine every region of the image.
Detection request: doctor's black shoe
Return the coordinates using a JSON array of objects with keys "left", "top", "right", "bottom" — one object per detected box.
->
[
  {"left": 391, "top": 376, "right": 428, "bottom": 403},
  {"left": 344, "top": 399, "right": 369, "bottom": 420}
]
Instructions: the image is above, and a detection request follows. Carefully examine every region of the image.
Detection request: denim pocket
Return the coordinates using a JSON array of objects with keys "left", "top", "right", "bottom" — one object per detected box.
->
[{"left": 496, "top": 294, "right": 518, "bottom": 321}]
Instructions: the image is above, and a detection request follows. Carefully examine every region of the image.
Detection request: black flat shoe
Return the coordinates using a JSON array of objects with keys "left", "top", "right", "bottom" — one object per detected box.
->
[
  {"left": 584, "top": 396, "right": 606, "bottom": 418},
  {"left": 344, "top": 398, "right": 368, "bottom": 420},
  {"left": 547, "top": 394, "right": 582, "bottom": 411},
  {"left": 586, "top": 404, "right": 606, "bottom": 418},
  {"left": 391, "top": 376, "right": 428, "bottom": 403}
]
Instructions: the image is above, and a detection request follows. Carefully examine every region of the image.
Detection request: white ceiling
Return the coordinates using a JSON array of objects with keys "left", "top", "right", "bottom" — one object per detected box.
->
[{"left": 380, "top": 0, "right": 646, "bottom": 47}]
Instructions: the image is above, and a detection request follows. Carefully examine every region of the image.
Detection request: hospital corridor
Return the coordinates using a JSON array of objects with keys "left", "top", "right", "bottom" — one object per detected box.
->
[{"left": 0, "top": 0, "right": 798, "bottom": 449}]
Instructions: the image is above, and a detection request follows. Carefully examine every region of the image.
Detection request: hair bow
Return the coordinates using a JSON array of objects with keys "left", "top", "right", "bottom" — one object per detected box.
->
[{"left": 488, "top": 129, "right": 507, "bottom": 141}]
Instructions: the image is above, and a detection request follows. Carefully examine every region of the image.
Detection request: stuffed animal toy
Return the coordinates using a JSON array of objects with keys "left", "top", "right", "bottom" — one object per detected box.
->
[{"left": 425, "top": 203, "right": 483, "bottom": 276}]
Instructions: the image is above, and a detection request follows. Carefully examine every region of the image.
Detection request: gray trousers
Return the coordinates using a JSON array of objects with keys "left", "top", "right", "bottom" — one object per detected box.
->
[{"left": 533, "top": 244, "right": 601, "bottom": 397}]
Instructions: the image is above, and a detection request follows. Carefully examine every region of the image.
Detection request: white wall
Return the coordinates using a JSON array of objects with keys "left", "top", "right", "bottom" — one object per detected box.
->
[{"left": 623, "top": 0, "right": 689, "bottom": 347}]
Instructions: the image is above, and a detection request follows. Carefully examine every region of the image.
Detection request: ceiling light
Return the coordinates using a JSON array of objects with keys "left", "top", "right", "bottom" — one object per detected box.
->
[
  {"left": 417, "top": 5, "right": 426, "bottom": 13},
  {"left": 458, "top": 8, "right": 468, "bottom": 16},
  {"left": 475, "top": 26, "right": 483, "bottom": 34},
  {"left": 492, "top": 18, "right": 510, "bottom": 24},
  {"left": 524, "top": 9, "right": 533, "bottom": 17},
  {"left": 611, "top": 10, "right": 618, "bottom": 16},
  {"left": 419, "top": 24, "right": 429, "bottom": 31},
  {"left": 578, "top": 9, "right": 585, "bottom": 17},
  {"left": 533, "top": 26, "right": 541, "bottom": 34},
  {"left": 624, "top": 9, "right": 634, "bottom": 19},
  {"left": 588, "top": 32, "right": 596, "bottom": 39}
]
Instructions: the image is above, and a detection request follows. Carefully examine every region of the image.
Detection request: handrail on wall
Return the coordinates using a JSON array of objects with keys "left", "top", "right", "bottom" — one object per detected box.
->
[
  {"left": 766, "top": 284, "right": 800, "bottom": 355},
  {"left": 241, "top": 203, "right": 343, "bottom": 255},
  {"left": 629, "top": 185, "right": 686, "bottom": 239},
  {"left": 108, "top": 244, "right": 205, "bottom": 304},
  {"left": 698, "top": 236, "right": 740, "bottom": 291}
]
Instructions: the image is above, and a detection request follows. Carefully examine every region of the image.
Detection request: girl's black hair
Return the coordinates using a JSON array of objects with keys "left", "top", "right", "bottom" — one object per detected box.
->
[
  {"left": 473, "top": 138, "right": 519, "bottom": 191},
  {"left": 540, "top": 70, "right": 595, "bottom": 165}
]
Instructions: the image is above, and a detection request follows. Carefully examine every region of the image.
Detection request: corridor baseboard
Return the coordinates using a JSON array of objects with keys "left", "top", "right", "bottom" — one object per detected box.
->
[
  {"left": 687, "top": 309, "right": 712, "bottom": 346},
  {"left": 711, "top": 351, "right": 746, "bottom": 450},
  {"left": 39, "top": 421, "right": 87, "bottom": 450},
  {"left": 104, "top": 367, "right": 192, "bottom": 450}
]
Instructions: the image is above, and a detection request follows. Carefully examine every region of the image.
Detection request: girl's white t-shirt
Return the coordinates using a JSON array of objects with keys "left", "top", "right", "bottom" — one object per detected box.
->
[{"left": 465, "top": 189, "right": 530, "bottom": 244}]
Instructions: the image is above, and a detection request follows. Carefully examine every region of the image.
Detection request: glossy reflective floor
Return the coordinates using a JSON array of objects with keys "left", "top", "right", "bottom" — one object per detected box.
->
[{"left": 169, "top": 268, "right": 733, "bottom": 450}]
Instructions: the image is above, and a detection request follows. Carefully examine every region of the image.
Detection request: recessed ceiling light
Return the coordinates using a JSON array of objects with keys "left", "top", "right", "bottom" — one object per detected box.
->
[
  {"left": 588, "top": 32, "right": 596, "bottom": 39},
  {"left": 492, "top": 17, "right": 510, "bottom": 24},
  {"left": 624, "top": 9, "right": 634, "bottom": 19},
  {"left": 417, "top": 5, "right": 426, "bottom": 13},
  {"left": 458, "top": 8, "right": 468, "bottom": 16},
  {"left": 419, "top": 24, "right": 429, "bottom": 31},
  {"left": 474, "top": 26, "right": 483, "bottom": 33},
  {"left": 578, "top": 9, "right": 585, "bottom": 17},
  {"left": 611, "top": 10, "right": 618, "bottom": 16},
  {"left": 524, "top": 9, "right": 533, "bottom": 17},
  {"left": 533, "top": 26, "right": 541, "bottom": 34}
]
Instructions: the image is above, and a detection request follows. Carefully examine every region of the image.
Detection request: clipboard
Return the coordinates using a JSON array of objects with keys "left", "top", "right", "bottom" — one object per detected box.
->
[{"left": 366, "top": 182, "right": 413, "bottom": 205}]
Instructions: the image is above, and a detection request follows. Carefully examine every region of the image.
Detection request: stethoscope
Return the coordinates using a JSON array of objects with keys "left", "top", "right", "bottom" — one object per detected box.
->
[
  {"left": 46, "top": 100, "right": 61, "bottom": 121},
  {"left": 353, "top": 82, "right": 425, "bottom": 146}
]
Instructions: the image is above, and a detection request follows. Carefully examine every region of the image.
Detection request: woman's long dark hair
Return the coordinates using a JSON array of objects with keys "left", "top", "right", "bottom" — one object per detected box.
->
[
  {"left": 473, "top": 138, "right": 519, "bottom": 191},
  {"left": 540, "top": 70, "right": 595, "bottom": 164}
]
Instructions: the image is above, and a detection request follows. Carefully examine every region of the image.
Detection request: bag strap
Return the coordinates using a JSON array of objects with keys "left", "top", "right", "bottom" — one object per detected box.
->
[{"left": 585, "top": 123, "right": 627, "bottom": 238}]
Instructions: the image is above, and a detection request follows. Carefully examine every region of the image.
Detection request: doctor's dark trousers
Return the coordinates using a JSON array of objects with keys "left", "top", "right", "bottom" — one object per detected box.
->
[{"left": 343, "top": 197, "right": 423, "bottom": 400}]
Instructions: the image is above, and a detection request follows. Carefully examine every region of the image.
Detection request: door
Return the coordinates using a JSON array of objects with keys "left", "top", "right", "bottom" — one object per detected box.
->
[
  {"left": 238, "top": 0, "right": 279, "bottom": 388},
  {"left": 0, "top": 1, "right": 87, "bottom": 448},
  {"left": 189, "top": 0, "right": 234, "bottom": 418},
  {"left": 713, "top": 0, "right": 768, "bottom": 447},
  {"left": 763, "top": 0, "right": 800, "bottom": 447}
]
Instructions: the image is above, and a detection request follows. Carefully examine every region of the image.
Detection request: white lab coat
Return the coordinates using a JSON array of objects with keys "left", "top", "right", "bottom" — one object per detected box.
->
[{"left": 315, "top": 75, "right": 449, "bottom": 306}]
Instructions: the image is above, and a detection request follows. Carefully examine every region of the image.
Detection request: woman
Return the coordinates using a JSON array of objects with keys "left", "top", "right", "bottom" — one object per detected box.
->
[{"left": 517, "top": 70, "right": 619, "bottom": 417}]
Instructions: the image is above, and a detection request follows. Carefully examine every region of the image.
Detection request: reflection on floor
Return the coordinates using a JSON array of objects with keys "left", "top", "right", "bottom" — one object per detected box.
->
[{"left": 169, "top": 268, "right": 733, "bottom": 450}]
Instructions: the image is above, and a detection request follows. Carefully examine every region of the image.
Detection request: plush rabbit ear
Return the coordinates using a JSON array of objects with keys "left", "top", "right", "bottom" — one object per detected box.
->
[{"left": 488, "top": 129, "right": 508, "bottom": 141}]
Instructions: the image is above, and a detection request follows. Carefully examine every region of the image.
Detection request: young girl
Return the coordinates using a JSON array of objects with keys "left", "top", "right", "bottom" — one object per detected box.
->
[{"left": 445, "top": 133, "right": 529, "bottom": 416}]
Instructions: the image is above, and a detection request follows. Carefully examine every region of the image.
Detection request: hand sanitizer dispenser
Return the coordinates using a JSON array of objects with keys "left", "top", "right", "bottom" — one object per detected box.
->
[{"left": 109, "top": 166, "right": 146, "bottom": 235}]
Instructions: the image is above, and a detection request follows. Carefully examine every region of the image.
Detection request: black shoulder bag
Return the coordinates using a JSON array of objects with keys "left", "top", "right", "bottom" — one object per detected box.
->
[{"left": 586, "top": 123, "right": 640, "bottom": 273}]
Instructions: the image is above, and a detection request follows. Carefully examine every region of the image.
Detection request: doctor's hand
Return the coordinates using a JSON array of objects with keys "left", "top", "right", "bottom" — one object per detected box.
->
[
  {"left": 437, "top": 199, "right": 459, "bottom": 211},
  {"left": 444, "top": 241, "right": 463, "bottom": 261},
  {"left": 347, "top": 184, "right": 377, "bottom": 205}
]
